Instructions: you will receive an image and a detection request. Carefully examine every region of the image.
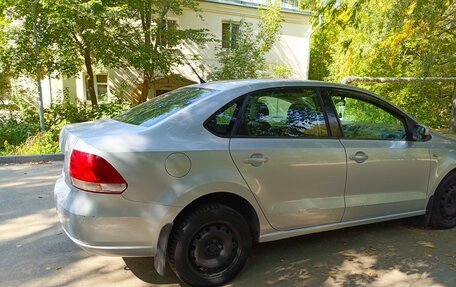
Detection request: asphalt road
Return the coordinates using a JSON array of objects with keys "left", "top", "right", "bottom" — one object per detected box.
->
[{"left": 0, "top": 162, "right": 455, "bottom": 287}]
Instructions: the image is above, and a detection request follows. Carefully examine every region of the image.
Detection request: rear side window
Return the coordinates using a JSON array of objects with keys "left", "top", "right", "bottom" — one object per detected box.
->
[
  {"left": 237, "top": 88, "right": 328, "bottom": 137},
  {"left": 205, "top": 100, "right": 243, "bottom": 136},
  {"left": 114, "top": 87, "right": 216, "bottom": 127}
]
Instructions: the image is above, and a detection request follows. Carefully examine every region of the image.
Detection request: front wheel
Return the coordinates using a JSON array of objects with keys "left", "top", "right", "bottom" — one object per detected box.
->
[
  {"left": 430, "top": 173, "right": 456, "bottom": 229},
  {"left": 167, "top": 204, "right": 252, "bottom": 287}
]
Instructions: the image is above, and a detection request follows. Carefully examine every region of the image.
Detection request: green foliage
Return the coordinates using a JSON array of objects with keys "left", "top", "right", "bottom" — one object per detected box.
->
[
  {"left": 0, "top": 73, "right": 11, "bottom": 102},
  {"left": 0, "top": 95, "right": 131, "bottom": 155},
  {"left": 301, "top": 0, "right": 455, "bottom": 128},
  {"left": 208, "top": 21, "right": 267, "bottom": 80},
  {"left": 270, "top": 64, "right": 293, "bottom": 79},
  {"left": 2, "top": 131, "right": 60, "bottom": 155},
  {"left": 1, "top": 0, "right": 130, "bottom": 106},
  {"left": 208, "top": 1, "right": 289, "bottom": 80},
  {"left": 118, "top": 0, "right": 212, "bottom": 103},
  {"left": 39, "top": 0, "right": 130, "bottom": 74},
  {"left": 258, "top": 1, "right": 283, "bottom": 53}
]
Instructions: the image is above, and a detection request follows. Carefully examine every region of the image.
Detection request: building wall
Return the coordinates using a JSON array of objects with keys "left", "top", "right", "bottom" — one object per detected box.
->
[
  {"left": 178, "top": 1, "right": 312, "bottom": 80},
  {"left": 45, "top": 1, "right": 312, "bottom": 105}
]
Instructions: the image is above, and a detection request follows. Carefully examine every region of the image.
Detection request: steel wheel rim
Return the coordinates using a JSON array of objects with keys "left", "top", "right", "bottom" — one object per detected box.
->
[{"left": 189, "top": 223, "right": 238, "bottom": 275}]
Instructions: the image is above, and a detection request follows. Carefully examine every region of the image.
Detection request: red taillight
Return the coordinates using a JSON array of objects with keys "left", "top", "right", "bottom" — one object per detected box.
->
[{"left": 69, "top": 149, "right": 127, "bottom": 193}]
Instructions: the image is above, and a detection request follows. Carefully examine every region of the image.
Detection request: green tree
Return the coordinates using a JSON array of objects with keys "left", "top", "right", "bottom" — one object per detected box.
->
[
  {"left": 1, "top": 0, "right": 128, "bottom": 106},
  {"left": 44, "top": 0, "right": 130, "bottom": 106},
  {"left": 300, "top": 0, "right": 455, "bottom": 128},
  {"left": 208, "top": 1, "right": 286, "bottom": 80},
  {"left": 119, "top": 0, "right": 211, "bottom": 103}
]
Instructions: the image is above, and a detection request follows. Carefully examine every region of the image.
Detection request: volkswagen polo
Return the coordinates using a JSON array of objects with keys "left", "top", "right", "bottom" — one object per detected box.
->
[{"left": 54, "top": 80, "right": 456, "bottom": 286}]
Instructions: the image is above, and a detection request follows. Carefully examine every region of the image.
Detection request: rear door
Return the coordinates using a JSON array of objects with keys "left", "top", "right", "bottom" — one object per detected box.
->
[
  {"left": 229, "top": 87, "right": 347, "bottom": 231},
  {"left": 326, "top": 89, "right": 430, "bottom": 221}
]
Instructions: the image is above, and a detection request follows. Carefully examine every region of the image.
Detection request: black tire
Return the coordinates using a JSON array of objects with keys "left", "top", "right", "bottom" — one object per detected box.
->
[
  {"left": 430, "top": 173, "right": 456, "bottom": 229},
  {"left": 167, "top": 203, "right": 252, "bottom": 287}
]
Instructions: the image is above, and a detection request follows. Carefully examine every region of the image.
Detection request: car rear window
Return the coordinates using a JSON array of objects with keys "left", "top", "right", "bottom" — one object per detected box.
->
[{"left": 114, "top": 87, "right": 216, "bottom": 127}]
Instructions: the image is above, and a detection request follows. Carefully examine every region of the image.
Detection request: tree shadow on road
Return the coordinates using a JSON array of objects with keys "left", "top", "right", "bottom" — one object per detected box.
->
[{"left": 123, "top": 218, "right": 455, "bottom": 287}]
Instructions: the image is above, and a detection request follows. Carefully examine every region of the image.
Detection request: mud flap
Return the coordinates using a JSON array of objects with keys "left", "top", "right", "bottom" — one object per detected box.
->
[
  {"left": 154, "top": 223, "right": 173, "bottom": 276},
  {"left": 424, "top": 195, "right": 434, "bottom": 226}
]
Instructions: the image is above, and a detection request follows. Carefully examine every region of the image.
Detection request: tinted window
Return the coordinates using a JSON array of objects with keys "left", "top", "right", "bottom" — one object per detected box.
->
[
  {"left": 331, "top": 91, "right": 406, "bottom": 140},
  {"left": 237, "top": 89, "right": 328, "bottom": 137},
  {"left": 205, "top": 101, "right": 242, "bottom": 136},
  {"left": 114, "top": 87, "right": 216, "bottom": 126}
]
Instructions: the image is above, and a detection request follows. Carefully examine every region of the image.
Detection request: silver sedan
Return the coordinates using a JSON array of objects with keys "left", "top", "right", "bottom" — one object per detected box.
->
[{"left": 54, "top": 80, "right": 456, "bottom": 287}]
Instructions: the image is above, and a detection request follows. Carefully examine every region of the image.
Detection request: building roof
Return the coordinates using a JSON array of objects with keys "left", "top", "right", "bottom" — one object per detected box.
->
[{"left": 200, "top": 0, "right": 316, "bottom": 16}]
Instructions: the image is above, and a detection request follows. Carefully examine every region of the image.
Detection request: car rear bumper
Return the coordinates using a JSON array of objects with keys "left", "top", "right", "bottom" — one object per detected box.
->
[{"left": 54, "top": 175, "right": 179, "bottom": 257}]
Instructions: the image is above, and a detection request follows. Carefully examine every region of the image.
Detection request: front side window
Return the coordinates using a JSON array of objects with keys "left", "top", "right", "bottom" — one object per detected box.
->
[
  {"left": 331, "top": 90, "right": 406, "bottom": 140},
  {"left": 114, "top": 87, "right": 216, "bottom": 127},
  {"left": 222, "top": 21, "right": 240, "bottom": 49},
  {"left": 237, "top": 89, "right": 328, "bottom": 137}
]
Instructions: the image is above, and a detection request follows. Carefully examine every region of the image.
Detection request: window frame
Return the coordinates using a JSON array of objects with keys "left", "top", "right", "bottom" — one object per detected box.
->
[
  {"left": 204, "top": 87, "right": 335, "bottom": 139},
  {"left": 221, "top": 21, "right": 240, "bottom": 49},
  {"left": 84, "top": 73, "right": 109, "bottom": 103},
  {"left": 322, "top": 87, "right": 415, "bottom": 141},
  {"left": 203, "top": 96, "right": 245, "bottom": 138},
  {"left": 157, "top": 18, "right": 178, "bottom": 47}
]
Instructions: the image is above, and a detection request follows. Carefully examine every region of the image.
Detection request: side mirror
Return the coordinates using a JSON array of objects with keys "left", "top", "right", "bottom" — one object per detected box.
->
[{"left": 413, "top": 124, "right": 430, "bottom": 141}]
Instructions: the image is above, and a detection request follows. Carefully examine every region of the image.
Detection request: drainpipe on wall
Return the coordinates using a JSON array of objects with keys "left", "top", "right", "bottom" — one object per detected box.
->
[{"left": 305, "top": 14, "right": 324, "bottom": 80}]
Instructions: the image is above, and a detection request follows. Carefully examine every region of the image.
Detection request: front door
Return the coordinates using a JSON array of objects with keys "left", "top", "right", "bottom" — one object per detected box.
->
[
  {"left": 328, "top": 89, "right": 430, "bottom": 221},
  {"left": 230, "top": 88, "right": 347, "bottom": 230}
]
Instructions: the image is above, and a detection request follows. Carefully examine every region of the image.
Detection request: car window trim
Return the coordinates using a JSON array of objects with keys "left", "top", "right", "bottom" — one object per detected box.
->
[
  {"left": 324, "top": 88, "right": 413, "bottom": 141},
  {"left": 231, "top": 86, "right": 335, "bottom": 139},
  {"left": 203, "top": 96, "right": 245, "bottom": 138},
  {"left": 320, "top": 88, "right": 343, "bottom": 137}
]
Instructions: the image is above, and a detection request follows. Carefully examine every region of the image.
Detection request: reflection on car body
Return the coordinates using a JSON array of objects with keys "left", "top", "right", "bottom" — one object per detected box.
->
[{"left": 55, "top": 80, "right": 456, "bottom": 287}]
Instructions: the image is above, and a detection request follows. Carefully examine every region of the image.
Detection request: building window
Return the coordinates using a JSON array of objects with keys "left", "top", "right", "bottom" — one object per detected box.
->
[
  {"left": 85, "top": 74, "right": 109, "bottom": 102},
  {"left": 157, "top": 19, "right": 178, "bottom": 47},
  {"left": 222, "top": 21, "right": 240, "bottom": 49}
]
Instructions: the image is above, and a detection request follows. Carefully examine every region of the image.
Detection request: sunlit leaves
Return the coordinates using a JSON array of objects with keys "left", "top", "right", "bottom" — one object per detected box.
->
[
  {"left": 208, "top": 1, "right": 285, "bottom": 80},
  {"left": 301, "top": 0, "right": 455, "bottom": 128}
]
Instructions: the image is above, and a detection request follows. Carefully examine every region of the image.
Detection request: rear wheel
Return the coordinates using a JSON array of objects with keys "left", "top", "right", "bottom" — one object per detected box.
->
[
  {"left": 168, "top": 204, "right": 252, "bottom": 287},
  {"left": 430, "top": 173, "right": 456, "bottom": 229}
]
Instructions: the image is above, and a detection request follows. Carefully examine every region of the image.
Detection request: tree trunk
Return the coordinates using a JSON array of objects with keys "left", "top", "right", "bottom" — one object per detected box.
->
[
  {"left": 139, "top": 2, "right": 153, "bottom": 104},
  {"left": 140, "top": 72, "right": 151, "bottom": 103},
  {"left": 83, "top": 47, "right": 98, "bottom": 106}
]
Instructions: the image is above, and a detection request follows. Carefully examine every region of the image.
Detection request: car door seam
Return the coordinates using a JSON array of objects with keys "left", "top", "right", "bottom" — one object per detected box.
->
[
  {"left": 338, "top": 137, "right": 349, "bottom": 222},
  {"left": 228, "top": 138, "right": 278, "bottom": 231}
]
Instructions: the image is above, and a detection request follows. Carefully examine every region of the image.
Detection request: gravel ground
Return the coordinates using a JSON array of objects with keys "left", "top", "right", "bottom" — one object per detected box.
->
[{"left": 0, "top": 162, "right": 455, "bottom": 287}]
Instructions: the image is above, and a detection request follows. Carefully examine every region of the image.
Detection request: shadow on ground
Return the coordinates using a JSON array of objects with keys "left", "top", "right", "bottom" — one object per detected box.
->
[
  {"left": 124, "top": 218, "right": 456, "bottom": 287},
  {"left": 1, "top": 163, "right": 455, "bottom": 287}
]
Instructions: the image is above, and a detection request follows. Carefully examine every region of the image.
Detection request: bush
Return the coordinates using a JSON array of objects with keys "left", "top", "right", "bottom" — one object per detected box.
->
[
  {"left": 0, "top": 117, "right": 38, "bottom": 149},
  {"left": 0, "top": 95, "right": 132, "bottom": 155},
  {"left": 3, "top": 131, "right": 60, "bottom": 155}
]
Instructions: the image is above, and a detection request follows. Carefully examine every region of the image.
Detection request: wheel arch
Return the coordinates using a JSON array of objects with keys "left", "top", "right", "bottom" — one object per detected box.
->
[
  {"left": 429, "top": 165, "right": 456, "bottom": 199},
  {"left": 153, "top": 191, "right": 263, "bottom": 275},
  {"left": 172, "top": 192, "right": 261, "bottom": 242},
  {"left": 425, "top": 166, "right": 456, "bottom": 221}
]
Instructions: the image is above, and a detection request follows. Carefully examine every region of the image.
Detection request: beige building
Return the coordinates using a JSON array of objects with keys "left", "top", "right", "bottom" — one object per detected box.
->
[{"left": 40, "top": 0, "right": 314, "bottom": 106}]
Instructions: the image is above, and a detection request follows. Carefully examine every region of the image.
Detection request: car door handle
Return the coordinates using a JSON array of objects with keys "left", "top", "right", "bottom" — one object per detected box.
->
[
  {"left": 243, "top": 154, "right": 269, "bottom": 167},
  {"left": 349, "top": 152, "right": 368, "bottom": 163}
]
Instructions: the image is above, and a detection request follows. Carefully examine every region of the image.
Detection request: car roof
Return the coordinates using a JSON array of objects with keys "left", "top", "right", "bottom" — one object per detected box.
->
[{"left": 196, "top": 79, "right": 373, "bottom": 95}]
